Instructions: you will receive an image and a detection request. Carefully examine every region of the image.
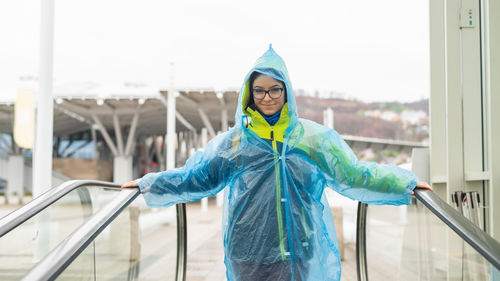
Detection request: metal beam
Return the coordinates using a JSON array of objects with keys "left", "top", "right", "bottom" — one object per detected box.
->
[
  {"left": 176, "top": 94, "right": 198, "bottom": 107},
  {"left": 124, "top": 109, "right": 140, "bottom": 157},
  {"left": 158, "top": 95, "right": 196, "bottom": 133},
  {"left": 175, "top": 112, "right": 196, "bottom": 132},
  {"left": 33, "top": 0, "right": 55, "bottom": 196},
  {"left": 197, "top": 108, "right": 216, "bottom": 137},
  {"left": 53, "top": 123, "right": 91, "bottom": 137},
  {"left": 91, "top": 113, "right": 118, "bottom": 156},
  {"left": 113, "top": 113, "right": 124, "bottom": 155},
  {"left": 166, "top": 84, "right": 176, "bottom": 170},
  {"left": 58, "top": 101, "right": 91, "bottom": 118}
]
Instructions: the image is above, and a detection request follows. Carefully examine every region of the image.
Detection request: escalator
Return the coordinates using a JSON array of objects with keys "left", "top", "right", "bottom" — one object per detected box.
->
[
  {"left": 0, "top": 181, "right": 186, "bottom": 281},
  {"left": 357, "top": 188, "right": 500, "bottom": 281},
  {"left": 0, "top": 181, "right": 499, "bottom": 280}
]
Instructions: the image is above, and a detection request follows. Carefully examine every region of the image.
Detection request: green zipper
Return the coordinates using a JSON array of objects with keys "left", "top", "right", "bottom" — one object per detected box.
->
[{"left": 271, "top": 129, "right": 286, "bottom": 260}]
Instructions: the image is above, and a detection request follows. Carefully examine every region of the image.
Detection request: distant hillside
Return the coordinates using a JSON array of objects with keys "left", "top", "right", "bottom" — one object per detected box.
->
[{"left": 295, "top": 96, "right": 429, "bottom": 141}]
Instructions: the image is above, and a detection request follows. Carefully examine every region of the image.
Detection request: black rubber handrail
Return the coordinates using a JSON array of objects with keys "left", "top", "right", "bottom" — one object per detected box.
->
[
  {"left": 176, "top": 203, "right": 187, "bottom": 281},
  {"left": 356, "top": 202, "right": 368, "bottom": 281},
  {"left": 0, "top": 180, "right": 119, "bottom": 237},
  {"left": 356, "top": 188, "right": 500, "bottom": 281}
]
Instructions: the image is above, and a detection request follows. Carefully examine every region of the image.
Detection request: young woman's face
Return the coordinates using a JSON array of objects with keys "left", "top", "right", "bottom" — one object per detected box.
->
[{"left": 252, "top": 75, "right": 286, "bottom": 116}]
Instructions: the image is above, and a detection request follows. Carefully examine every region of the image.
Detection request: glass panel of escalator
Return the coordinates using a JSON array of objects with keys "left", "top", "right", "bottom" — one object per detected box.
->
[
  {"left": 57, "top": 194, "right": 179, "bottom": 280},
  {"left": 0, "top": 187, "right": 93, "bottom": 280},
  {"left": 365, "top": 198, "right": 498, "bottom": 281}
]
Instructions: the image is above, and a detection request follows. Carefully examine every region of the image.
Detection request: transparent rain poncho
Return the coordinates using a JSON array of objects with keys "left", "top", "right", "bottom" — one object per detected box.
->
[{"left": 138, "top": 45, "right": 418, "bottom": 281}]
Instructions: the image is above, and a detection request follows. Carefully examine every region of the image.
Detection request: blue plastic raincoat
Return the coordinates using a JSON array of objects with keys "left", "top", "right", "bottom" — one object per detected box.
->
[{"left": 138, "top": 45, "right": 418, "bottom": 281}]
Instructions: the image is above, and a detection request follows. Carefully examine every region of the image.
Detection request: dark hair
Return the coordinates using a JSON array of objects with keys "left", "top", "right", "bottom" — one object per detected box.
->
[
  {"left": 246, "top": 72, "right": 287, "bottom": 110},
  {"left": 249, "top": 71, "right": 264, "bottom": 90}
]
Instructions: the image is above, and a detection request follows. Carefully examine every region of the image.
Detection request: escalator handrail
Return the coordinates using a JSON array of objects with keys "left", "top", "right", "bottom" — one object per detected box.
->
[
  {"left": 0, "top": 180, "right": 120, "bottom": 238},
  {"left": 356, "top": 188, "right": 500, "bottom": 281},
  {"left": 414, "top": 188, "right": 500, "bottom": 270},
  {"left": 21, "top": 188, "right": 141, "bottom": 281}
]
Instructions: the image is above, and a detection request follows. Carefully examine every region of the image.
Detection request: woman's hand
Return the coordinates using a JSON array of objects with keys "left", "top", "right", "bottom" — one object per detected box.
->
[
  {"left": 412, "top": 181, "right": 432, "bottom": 195},
  {"left": 121, "top": 180, "right": 139, "bottom": 189}
]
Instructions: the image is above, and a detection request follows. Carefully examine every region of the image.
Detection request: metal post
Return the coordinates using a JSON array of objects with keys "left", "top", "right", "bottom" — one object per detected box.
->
[
  {"left": 323, "top": 107, "right": 334, "bottom": 129},
  {"left": 168, "top": 63, "right": 187, "bottom": 281},
  {"left": 167, "top": 88, "right": 176, "bottom": 169},
  {"left": 221, "top": 109, "right": 228, "bottom": 132},
  {"left": 33, "top": 0, "right": 55, "bottom": 197},
  {"left": 484, "top": 0, "right": 500, "bottom": 240},
  {"left": 200, "top": 128, "right": 208, "bottom": 212}
]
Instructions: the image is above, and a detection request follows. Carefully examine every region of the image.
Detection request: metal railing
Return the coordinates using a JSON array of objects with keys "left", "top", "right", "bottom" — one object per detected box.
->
[
  {"left": 0, "top": 180, "right": 188, "bottom": 281},
  {"left": 21, "top": 188, "right": 140, "bottom": 281},
  {"left": 0, "top": 180, "right": 117, "bottom": 237},
  {"left": 356, "top": 188, "right": 500, "bottom": 281}
]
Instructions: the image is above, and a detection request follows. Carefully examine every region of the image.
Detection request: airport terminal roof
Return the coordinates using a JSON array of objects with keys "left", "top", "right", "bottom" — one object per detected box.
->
[{"left": 0, "top": 84, "right": 239, "bottom": 137}]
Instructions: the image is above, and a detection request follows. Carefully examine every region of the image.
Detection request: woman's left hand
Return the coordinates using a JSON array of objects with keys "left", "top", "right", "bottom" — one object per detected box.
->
[{"left": 412, "top": 181, "right": 432, "bottom": 195}]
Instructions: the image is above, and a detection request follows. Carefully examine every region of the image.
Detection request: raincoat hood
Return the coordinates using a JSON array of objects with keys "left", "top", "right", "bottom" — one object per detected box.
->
[{"left": 236, "top": 44, "right": 299, "bottom": 130}]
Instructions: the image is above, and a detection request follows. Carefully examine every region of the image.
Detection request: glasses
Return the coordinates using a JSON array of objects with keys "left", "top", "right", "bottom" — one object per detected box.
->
[{"left": 252, "top": 87, "right": 284, "bottom": 100}]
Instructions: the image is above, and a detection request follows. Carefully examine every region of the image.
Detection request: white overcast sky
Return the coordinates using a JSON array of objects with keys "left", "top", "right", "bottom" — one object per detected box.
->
[{"left": 0, "top": 0, "right": 429, "bottom": 102}]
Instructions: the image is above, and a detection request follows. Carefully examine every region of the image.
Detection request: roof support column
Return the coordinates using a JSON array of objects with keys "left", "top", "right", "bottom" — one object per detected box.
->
[
  {"left": 166, "top": 90, "right": 176, "bottom": 171},
  {"left": 116, "top": 106, "right": 142, "bottom": 183},
  {"left": 113, "top": 156, "right": 133, "bottom": 184},
  {"left": 200, "top": 128, "right": 208, "bottom": 212},
  {"left": 218, "top": 92, "right": 228, "bottom": 133},
  {"left": 221, "top": 109, "right": 228, "bottom": 132},
  {"left": 91, "top": 113, "right": 131, "bottom": 183},
  {"left": 33, "top": 0, "right": 55, "bottom": 263},
  {"left": 33, "top": 0, "right": 55, "bottom": 197},
  {"left": 217, "top": 93, "right": 227, "bottom": 208},
  {"left": 323, "top": 107, "right": 334, "bottom": 129}
]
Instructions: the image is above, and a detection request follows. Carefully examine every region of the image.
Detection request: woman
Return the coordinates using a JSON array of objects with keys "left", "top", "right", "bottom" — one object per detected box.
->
[{"left": 122, "top": 45, "right": 432, "bottom": 281}]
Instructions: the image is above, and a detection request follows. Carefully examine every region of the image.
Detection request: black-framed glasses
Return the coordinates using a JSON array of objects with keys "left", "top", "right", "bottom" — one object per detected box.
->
[{"left": 252, "top": 87, "right": 284, "bottom": 100}]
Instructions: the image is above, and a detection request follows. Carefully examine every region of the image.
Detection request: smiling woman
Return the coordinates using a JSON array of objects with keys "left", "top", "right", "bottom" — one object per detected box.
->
[
  {"left": 246, "top": 72, "right": 287, "bottom": 124},
  {"left": 122, "top": 45, "right": 431, "bottom": 281}
]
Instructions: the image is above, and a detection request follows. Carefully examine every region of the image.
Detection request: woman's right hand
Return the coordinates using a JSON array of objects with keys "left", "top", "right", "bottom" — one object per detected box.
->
[{"left": 121, "top": 180, "right": 139, "bottom": 189}]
